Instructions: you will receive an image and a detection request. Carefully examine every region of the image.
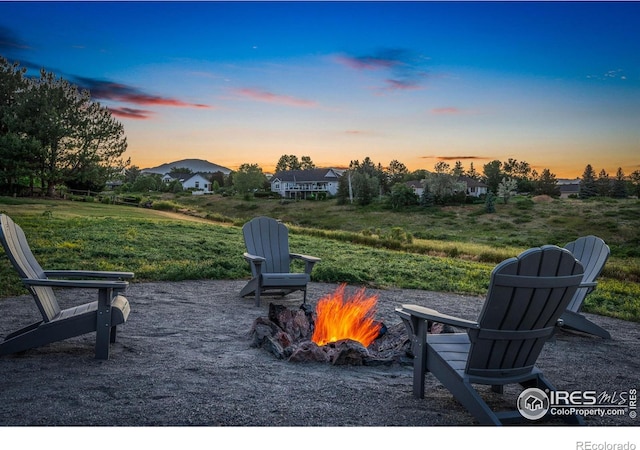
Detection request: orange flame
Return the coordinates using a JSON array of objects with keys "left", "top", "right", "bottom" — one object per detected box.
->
[{"left": 311, "top": 284, "right": 382, "bottom": 347}]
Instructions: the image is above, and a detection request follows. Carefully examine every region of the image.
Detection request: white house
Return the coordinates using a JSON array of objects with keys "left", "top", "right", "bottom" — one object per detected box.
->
[
  {"left": 458, "top": 176, "right": 488, "bottom": 198},
  {"left": 405, "top": 180, "right": 425, "bottom": 197},
  {"left": 557, "top": 178, "right": 581, "bottom": 198},
  {"left": 270, "top": 168, "right": 342, "bottom": 199},
  {"left": 162, "top": 172, "right": 212, "bottom": 194},
  {"left": 406, "top": 176, "right": 488, "bottom": 199}
]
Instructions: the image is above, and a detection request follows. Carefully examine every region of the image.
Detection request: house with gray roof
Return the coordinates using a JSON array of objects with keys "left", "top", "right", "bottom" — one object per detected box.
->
[
  {"left": 270, "top": 168, "right": 342, "bottom": 199},
  {"left": 162, "top": 172, "right": 212, "bottom": 194},
  {"left": 458, "top": 176, "right": 488, "bottom": 198}
]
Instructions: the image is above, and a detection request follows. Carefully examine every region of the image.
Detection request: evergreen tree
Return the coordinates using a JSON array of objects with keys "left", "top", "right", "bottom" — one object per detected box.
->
[
  {"left": 611, "top": 167, "right": 628, "bottom": 198},
  {"left": 452, "top": 160, "right": 465, "bottom": 177},
  {"left": 419, "top": 182, "right": 435, "bottom": 207},
  {"left": 629, "top": 170, "right": 640, "bottom": 198},
  {"left": 535, "top": 168, "right": 560, "bottom": 197},
  {"left": 485, "top": 191, "right": 496, "bottom": 213},
  {"left": 579, "top": 164, "right": 598, "bottom": 199},
  {"left": 467, "top": 162, "right": 480, "bottom": 180},
  {"left": 596, "top": 169, "right": 611, "bottom": 197},
  {"left": 386, "top": 159, "right": 409, "bottom": 186}
]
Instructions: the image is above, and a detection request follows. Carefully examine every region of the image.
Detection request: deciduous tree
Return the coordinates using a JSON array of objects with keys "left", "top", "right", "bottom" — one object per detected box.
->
[{"left": 233, "top": 163, "right": 267, "bottom": 197}]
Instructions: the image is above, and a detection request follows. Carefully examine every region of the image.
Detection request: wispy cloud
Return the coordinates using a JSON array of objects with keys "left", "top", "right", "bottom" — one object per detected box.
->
[
  {"left": 73, "top": 76, "right": 211, "bottom": 109},
  {"left": 431, "top": 107, "right": 462, "bottom": 115},
  {"left": 0, "top": 26, "right": 30, "bottom": 53},
  {"left": 108, "top": 107, "right": 154, "bottom": 120},
  {"left": 587, "top": 69, "right": 627, "bottom": 81},
  {"left": 336, "top": 47, "right": 429, "bottom": 92},
  {"left": 235, "top": 87, "right": 317, "bottom": 107},
  {"left": 421, "top": 155, "right": 487, "bottom": 161}
]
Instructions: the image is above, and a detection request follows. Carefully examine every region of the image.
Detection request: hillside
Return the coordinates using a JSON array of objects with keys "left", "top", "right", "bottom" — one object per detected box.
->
[{"left": 141, "top": 158, "right": 232, "bottom": 175}]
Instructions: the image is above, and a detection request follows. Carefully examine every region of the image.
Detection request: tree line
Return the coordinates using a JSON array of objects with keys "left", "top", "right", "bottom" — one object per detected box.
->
[
  {"left": 187, "top": 154, "right": 640, "bottom": 208},
  {"left": 0, "top": 57, "right": 129, "bottom": 196},
  {"left": 3, "top": 56, "right": 637, "bottom": 203}
]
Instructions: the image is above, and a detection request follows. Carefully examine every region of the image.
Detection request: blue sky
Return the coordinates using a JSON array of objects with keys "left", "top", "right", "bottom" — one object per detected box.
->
[{"left": 1, "top": 1, "right": 638, "bottom": 177}]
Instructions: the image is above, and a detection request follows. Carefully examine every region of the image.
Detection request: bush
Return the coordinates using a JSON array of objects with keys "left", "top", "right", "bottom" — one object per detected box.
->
[
  {"left": 514, "top": 197, "right": 534, "bottom": 210},
  {"left": 151, "top": 200, "right": 180, "bottom": 211}
]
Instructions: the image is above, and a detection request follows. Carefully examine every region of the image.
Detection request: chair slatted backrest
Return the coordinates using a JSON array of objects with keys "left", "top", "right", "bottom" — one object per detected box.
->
[
  {"left": 564, "top": 236, "right": 610, "bottom": 312},
  {"left": 0, "top": 214, "right": 61, "bottom": 322},
  {"left": 466, "top": 246, "right": 584, "bottom": 379},
  {"left": 242, "top": 217, "right": 291, "bottom": 274}
]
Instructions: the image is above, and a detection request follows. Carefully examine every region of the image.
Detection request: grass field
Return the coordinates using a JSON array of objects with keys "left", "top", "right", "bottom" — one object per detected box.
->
[{"left": 1, "top": 194, "right": 639, "bottom": 322}]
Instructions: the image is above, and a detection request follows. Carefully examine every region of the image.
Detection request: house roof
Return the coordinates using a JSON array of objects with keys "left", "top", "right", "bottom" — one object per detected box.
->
[
  {"left": 271, "top": 168, "right": 341, "bottom": 182},
  {"left": 458, "top": 176, "right": 487, "bottom": 188},
  {"left": 163, "top": 172, "right": 209, "bottom": 182}
]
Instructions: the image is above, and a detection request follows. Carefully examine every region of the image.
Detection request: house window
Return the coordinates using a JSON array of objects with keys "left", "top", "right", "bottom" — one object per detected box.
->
[{"left": 195, "top": 181, "right": 200, "bottom": 188}]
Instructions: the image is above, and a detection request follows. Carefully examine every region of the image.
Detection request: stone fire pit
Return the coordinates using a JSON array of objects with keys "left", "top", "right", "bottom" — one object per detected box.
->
[{"left": 250, "top": 303, "right": 413, "bottom": 366}]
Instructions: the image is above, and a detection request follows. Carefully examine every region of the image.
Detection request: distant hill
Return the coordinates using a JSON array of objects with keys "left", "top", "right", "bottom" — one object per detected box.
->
[{"left": 141, "top": 158, "right": 232, "bottom": 175}]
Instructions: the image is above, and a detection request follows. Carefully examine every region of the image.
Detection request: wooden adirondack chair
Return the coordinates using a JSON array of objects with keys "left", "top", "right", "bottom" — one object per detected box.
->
[
  {"left": 240, "top": 216, "right": 320, "bottom": 306},
  {"left": 396, "top": 245, "right": 585, "bottom": 425},
  {"left": 0, "top": 214, "right": 134, "bottom": 360},
  {"left": 562, "top": 235, "right": 611, "bottom": 339}
]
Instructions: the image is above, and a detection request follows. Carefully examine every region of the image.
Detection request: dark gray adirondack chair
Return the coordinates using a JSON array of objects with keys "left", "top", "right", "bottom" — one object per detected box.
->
[
  {"left": 0, "top": 214, "right": 133, "bottom": 360},
  {"left": 561, "top": 235, "right": 611, "bottom": 339},
  {"left": 396, "top": 245, "right": 585, "bottom": 425},
  {"left": 240, "top": 216, "right": 320, "bottom": 306}
]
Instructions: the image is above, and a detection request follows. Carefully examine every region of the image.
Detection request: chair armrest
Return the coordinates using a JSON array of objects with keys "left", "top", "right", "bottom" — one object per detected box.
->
[
  {"left": 290, "top": 253, "right": 320, "bottom": 274},
  {"left": 579, "top": 281, "right": 597, "bottom": 289},
  {"left": 44, "top": 270, "right": 135, "bottom": 279},
  {"left": 243, "top": 252, "right": 266, "bottom": 264},
  {"left": 397, "top": 304, "right": 480, "bottom": 330},
  {"left": 22, "top": 278, "right": 129, "bottom": 290},
  {"left": 290, "top": 253, "right": 321, "bottom": 263}
]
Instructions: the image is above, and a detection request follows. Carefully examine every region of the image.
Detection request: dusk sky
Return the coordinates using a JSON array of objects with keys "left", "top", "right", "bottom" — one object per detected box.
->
[{"left": 1, "top": 1, "right": 638, "bottom": 178}]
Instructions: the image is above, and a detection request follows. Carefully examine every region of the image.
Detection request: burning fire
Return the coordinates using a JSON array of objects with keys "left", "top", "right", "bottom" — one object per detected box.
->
[{"left": 311, "top": 284, "right": 382, "bottom": 347}]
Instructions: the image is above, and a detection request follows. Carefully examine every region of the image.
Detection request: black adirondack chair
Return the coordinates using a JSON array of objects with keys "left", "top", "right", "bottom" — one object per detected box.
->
[
  {"left": 562, "top": 235, "right": 611, "bottom": 338},
  {"left": 396, "top": 245, "right": 585, "bottom": 425},
  {"left": 0, "top": 214, "right": 133, "bottom": 359},
  {"left": 240, "top": 216, "right": 320, "bottom": 306}
]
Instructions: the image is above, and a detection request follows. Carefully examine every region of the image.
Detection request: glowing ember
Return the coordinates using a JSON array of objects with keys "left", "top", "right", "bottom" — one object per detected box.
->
[{"left": 311, "top": 284, "right": 382, "bottom": 347}]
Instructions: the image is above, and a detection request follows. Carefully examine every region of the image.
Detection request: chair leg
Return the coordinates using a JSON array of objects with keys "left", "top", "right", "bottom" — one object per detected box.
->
[
  {"left": 562, "top": 311, "right": 611, "bottom": 339},
  {"left": 95, "top": 288, "right": 113, "bottom": 360},
  {"left": 255, "top": 288, "right": 261, "bottom": 307}
]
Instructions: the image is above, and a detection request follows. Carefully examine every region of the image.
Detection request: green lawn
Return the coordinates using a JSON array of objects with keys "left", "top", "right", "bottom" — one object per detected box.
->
[{"left": 1, "top": 195, "right": 639, "bottom": 322}]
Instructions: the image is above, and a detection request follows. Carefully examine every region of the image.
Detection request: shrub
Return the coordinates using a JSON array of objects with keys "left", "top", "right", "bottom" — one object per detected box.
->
[{"left": 151, "top": 200, "right": 179, "bottom": 211}]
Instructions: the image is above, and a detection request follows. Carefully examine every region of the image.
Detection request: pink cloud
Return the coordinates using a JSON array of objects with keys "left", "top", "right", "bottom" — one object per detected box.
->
[
  {"left": 334, "top": 55, "right": 398, "bottom": 71},
  {"left": 383, "top": 79, "right": 423, "bottom": 92},
  {"left": 108, "top": 107, "right": 154, "bottom": 120},
  {"left": 235, "top": 88, "right": 317, "bottom": 107},
  {"left": 75, "top": 77, "right": 211, "bottom": 109},
  {"left": 431, "top": 107, "right": 462, "bottom": 115}
]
